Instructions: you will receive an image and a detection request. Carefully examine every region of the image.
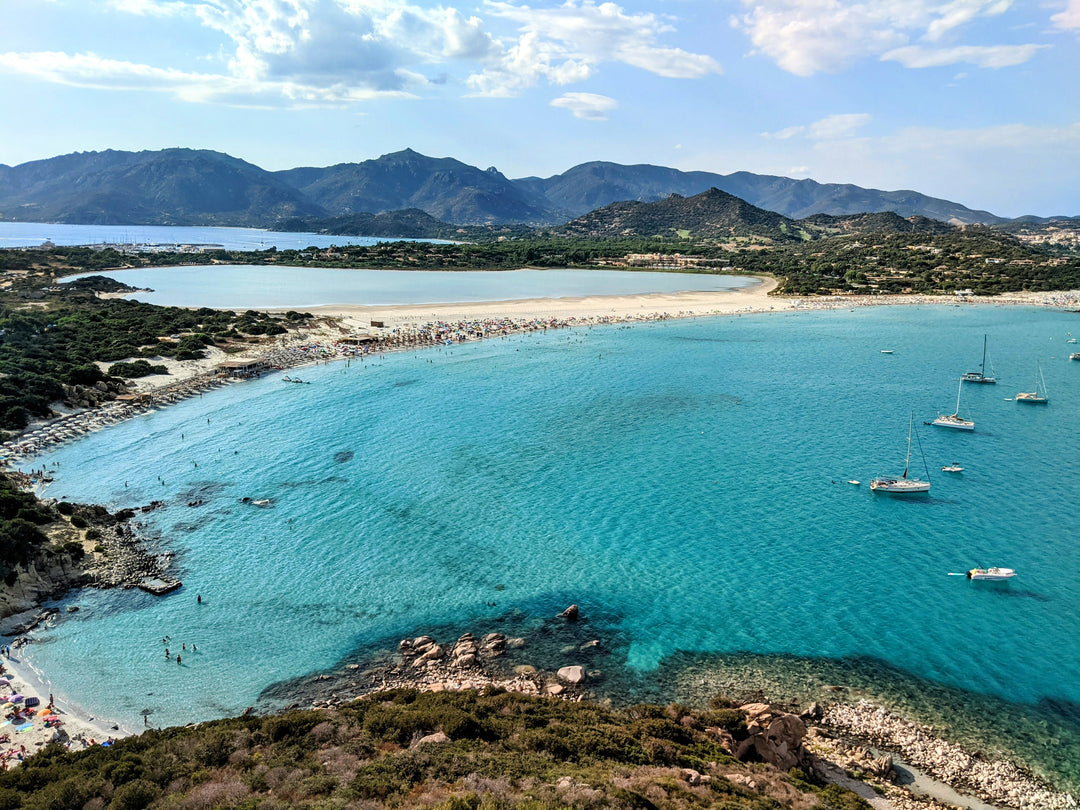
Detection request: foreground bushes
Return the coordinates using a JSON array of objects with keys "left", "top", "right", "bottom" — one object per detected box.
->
[{"left": 0, "top": 689, "right": 869, "bottom": 809}]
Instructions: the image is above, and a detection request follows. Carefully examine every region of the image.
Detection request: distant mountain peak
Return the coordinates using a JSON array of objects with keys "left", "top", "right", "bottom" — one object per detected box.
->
[{"left": 0, "top": 147, "right": 1019, "bottom": 229}]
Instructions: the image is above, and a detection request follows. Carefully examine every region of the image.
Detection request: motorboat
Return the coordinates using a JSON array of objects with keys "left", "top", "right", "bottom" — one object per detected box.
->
[
  {"left": 941, "top": 464, "right": 964, "bottom": 472},
  {"left": 967, "top": 567, "right": 1015, "bottom": 581}
]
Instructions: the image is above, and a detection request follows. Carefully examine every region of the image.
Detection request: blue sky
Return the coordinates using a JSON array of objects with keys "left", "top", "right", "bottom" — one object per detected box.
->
[{"left": 1, "top": 0, "right": 1077, "bottom": 217}]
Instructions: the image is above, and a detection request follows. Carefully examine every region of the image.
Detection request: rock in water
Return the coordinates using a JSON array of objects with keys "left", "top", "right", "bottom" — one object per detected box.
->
[
  {"left": 558, "top": 604, "right": 579, "bottom": 620},
  {"left": 557, "top": 665, "right": 587, "bottom": 684}
]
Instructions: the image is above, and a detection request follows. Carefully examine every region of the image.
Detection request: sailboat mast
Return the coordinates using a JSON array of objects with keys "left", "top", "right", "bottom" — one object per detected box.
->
[
  {"left": 954, "top": 378, "right": 962, "bottom": 416},
  {"left": 903, "top": 411, "right": 913, "bottom": 479},
  {"left": 981, "top": 334, "right": 988, "bottom": 375}
]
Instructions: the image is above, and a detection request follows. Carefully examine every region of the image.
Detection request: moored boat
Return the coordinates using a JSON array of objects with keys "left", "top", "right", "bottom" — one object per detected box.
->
[
  {"left": 1016, "top": 362, "right": 1049, "bottom": 404},
  {"left": 961, "top": 334, "right": 996, "bottom": 384},
  {"left": 932, "top": 379, "right": 974, "bottom": 430},
  {"left": 967, "top": 567, "right": 1015, "bottom": 581},
  {"left": 871, "top": 412, "right": 931, "bottom": 494}
]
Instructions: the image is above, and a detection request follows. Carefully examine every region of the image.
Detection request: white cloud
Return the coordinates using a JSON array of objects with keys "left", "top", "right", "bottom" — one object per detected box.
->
[
  {"left": 550, "top": 91, "right": 616, "bottom": 119},
  {"left": 183, "top": 0, "right": 499, "bottom": 93},
  {"left": 468, "top": 0, "right": 720, "bottom": 96},
  {"left": 0, "top": 50, "right": 410, "bottom": 106},
  {"left": 764, "top": 113, "right": 871, "bottom": 140},
  {"left": 808, "top": 113, "right": 872, "bottom": 139},
  {"left": 107, "top": 0, "right": 182, "bottom": 15},
  {"left": 6, "top": 0, "right": 719, "bottom": 106},
  {"left": 1051, "top": 0, "right": 1080, "bottom": 30},
  {"left": 882, "top": 43, "right": 1046, "bottom": 68},
  {"left": 733, "top": 0, "right": 1038, "bottom": 76}
]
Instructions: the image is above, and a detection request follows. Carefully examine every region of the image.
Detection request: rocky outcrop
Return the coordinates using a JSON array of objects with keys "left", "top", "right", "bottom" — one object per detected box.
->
[
  {"left": 0, "top": 502, "right": 175, "bottom": 627},
  {"left": 0, "top": 551, "right": 88, "bottom": 624},
  {"left": 734, "top": 703, "right": 810, "bottom": 772}
]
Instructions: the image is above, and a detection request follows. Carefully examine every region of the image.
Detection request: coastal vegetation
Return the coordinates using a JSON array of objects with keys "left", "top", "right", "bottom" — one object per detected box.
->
[
  {"left": 0, "top": 471, "right": 56, "bottom": 586},
  {"left": 0, "top": 264, "right": 310, "bottom": 431},
  {"left": 0, "top": 688, "right": 871, "bottom": 810}
]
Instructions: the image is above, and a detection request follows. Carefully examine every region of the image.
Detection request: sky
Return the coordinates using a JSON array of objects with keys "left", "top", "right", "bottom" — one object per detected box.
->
[{"left": 0, "top": 0, "right": 1077, "bottom": 218}]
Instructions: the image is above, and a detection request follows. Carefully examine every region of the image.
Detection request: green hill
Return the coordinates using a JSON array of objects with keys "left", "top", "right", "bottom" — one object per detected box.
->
[{"left": 545, "top": 188, "right": 805, "bottom": 242}]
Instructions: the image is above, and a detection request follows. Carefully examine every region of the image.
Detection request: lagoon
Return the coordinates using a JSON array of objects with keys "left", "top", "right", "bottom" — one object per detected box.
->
[
  {"left": 16, "top": 303, "right": 1080, "bottom": 789},
  {"left": 63, "top": 265, "right": 758, "bottom": 309}
]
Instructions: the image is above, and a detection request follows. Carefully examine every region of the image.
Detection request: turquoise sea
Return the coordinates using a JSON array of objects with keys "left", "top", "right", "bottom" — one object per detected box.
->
[{"left": 15, "top": 304, "right": 1080, "bottom": 789}]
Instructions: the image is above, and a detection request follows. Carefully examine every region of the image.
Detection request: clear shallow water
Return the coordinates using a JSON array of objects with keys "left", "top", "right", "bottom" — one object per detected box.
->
[
  {"left": 0, "top": 221, "right": 420, "bottom": 251},
  {"left": 15, "top": 305, "right": 1080, "bottom": 785},
  {"left": 61, "top": 266, "right": 757, "bottom": 309}
]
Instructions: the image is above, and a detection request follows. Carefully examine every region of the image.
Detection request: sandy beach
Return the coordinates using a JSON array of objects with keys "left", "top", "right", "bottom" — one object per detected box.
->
[{"left": 0, "top": 643, "right": 131, "bottom": 768}]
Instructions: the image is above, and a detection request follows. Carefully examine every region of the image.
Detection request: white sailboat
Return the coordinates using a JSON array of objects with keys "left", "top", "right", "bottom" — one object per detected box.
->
[
  {"left": 961, "top": 334, "right": 996, "bottom": 384},
  {"left": 1015, "top": 362, "right": 1049, "bottom": 404},
  {"left": 932, "top": 378, "right": 974, "bottom": 430},
  {"left": 871, "top": 412, "right": 931, "bottom": 494}
]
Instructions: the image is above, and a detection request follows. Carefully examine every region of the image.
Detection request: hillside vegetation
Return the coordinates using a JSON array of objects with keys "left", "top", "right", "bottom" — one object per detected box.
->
[{"left": 0, "top": 689, "right": 870, "bottom": 810}]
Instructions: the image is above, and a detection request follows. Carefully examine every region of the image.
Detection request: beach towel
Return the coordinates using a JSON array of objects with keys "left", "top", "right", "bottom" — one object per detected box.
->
[{"left": 15, "top": 724, "right": 32, "bottom": 733}]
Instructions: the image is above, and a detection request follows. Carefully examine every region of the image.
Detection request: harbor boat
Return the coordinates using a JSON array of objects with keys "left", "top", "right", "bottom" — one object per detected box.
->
[
  {"left": 871, "top": 412, "right": 931, "bottom": 494},
  {"left": 932, "top": 378, "right": 974, "bottom": 430},
  {"left": 961, "top": 334, "right": 996, "bottom": 384},
  {"left": 941, "top": 464, "right": 964, "bottom": 472},
  {"left": 1015, "top": 362, "right": 1049, "bottom": 404},
  {"left": 967, "top": 567, "right": 1016, "bottom": 581},
  {"left": 880, "top": 350, "right": 894, "bottom": 354},
  {"left": 1070, "top": 352, "right": 1080, "bottom": 361}
]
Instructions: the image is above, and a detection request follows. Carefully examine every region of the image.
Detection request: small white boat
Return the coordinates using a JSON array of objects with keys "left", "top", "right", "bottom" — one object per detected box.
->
[
  {"left": 847, "top": 479, "right": 860, "bottom": 485},
  {"left": 941, "top": 464, "right": 964, "bottom": 472},
  {"left": 967, "top": 567, "right": 1015, "bottom": 581},
  {"left": 880, "top": 350, "right": 894, "bottom": 354},
  {"left": 1070, "top": 352, "right": 1080, "bottom": 361}
]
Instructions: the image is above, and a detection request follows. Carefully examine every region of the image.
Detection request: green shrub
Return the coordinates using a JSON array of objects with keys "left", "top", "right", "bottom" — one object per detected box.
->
[
  {"left": 107, "top": 360, "right": 168, "bottom": 379},
  {"left": 56, "top": 501, "right": 75, "bottom": 516},
  {"left": 62, "top": 540, "right": 86, "bottom": 560},
  {"left": 110, "top": 778, "right": 160, "bottom": 810},
  {"left": 70, "top": 515, "right": 87, "bottom": 529}
]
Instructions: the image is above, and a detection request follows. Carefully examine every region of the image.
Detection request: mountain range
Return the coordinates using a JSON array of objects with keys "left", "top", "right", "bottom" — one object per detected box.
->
[{"left": 0, "top": 147, "right": 1069, "bottom": 230}]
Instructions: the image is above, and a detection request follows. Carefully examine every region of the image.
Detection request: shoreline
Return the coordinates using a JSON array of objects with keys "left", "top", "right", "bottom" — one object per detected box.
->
[
  {"left": 1, "top": 642, "right": 132, "bottom": 767},
  {"left": 2, "top": 281, "right": 1079, "bottom": 789}
]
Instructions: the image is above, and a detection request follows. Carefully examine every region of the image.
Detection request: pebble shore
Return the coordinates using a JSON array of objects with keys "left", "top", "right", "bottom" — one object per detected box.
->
[{"left": 823, "top": 701, "right": 1078, "bottom": 810}]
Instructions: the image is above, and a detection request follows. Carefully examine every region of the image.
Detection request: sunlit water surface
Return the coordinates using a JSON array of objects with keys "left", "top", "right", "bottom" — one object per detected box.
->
[{"left": 16, "top": 304, "right": 1080, "bottom": 789}]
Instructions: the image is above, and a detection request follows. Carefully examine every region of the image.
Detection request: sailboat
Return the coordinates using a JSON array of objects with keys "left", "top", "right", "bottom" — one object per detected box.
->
[
  {"left": 932, "top": 378, "right": 974, "bottom": 430},
  {"left": 1015, "top": 362, "right": 1049, "bottom": 404},
  {"left": 961, "top": 334, "right": 996, "bottom": 384},
  {"left": 871, "top": 412, "right": 931, "bottom": 494}
]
